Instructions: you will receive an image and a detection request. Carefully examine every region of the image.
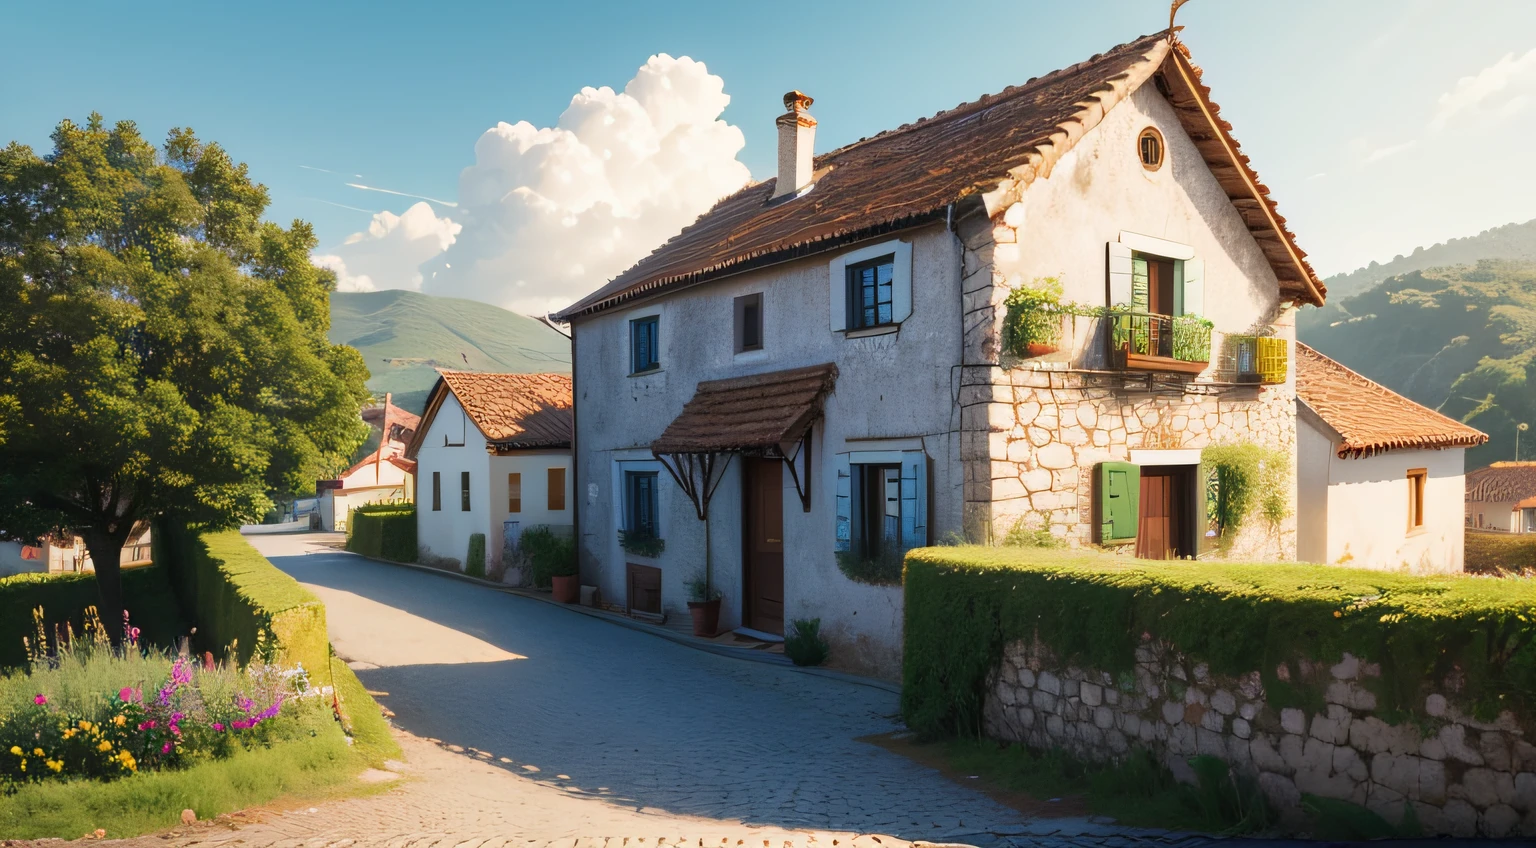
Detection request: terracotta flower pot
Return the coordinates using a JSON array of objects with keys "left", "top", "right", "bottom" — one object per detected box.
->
[
  {"left": 1024, "top": 342, "right": 1059, "bottom": 358},
  {"left": 687, "top": 598, "right": 721, "bottom": 637},
  {"left": 551, "top": 574, "right": 580, "bottom": 604}
]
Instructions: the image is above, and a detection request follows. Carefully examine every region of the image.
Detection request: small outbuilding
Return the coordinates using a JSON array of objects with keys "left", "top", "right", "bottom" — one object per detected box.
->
[
  {"left": 1295, "top": 343, "right": 1487, "bottom": 572},
  {"left": 1464, "top": 462, "right": 1536, "bottom": 533},
  {"left": 405, "top": 371, "right": 573, "bottom": 571}
]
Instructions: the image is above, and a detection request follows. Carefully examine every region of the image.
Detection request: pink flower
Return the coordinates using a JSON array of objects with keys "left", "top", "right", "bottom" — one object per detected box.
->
[
  {"left": 119, "top": 687, "right": 134, "bottom": 702},
  {"left": 33, "top": 694, "right": 46, "bottom": 705},
  {"left": 211, "top": 723, "right": 224, "bottom": 732},
  {"left": 161, "top": 741, "right": 173, "bottom": 754}
]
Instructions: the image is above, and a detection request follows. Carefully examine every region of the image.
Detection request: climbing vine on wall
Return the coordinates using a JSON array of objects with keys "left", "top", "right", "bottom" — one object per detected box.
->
[{"left": 1202, "top": 443, "right": 1290, "bottom": 548}]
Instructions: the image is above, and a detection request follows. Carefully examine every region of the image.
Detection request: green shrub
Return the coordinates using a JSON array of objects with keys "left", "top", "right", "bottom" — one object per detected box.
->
[
  {"left": 521, "top": 526, "right": 576, "bottom": 588},
  {"left": 784, "top": 618, "right": 829, "bottom": 667},
  {"left": 1466, "top": 530, "right": 1536, "bottom": 575},
  {"left": 834, "top": 549, "right": 904, "bottom": 585},
  {"left": 0, "top": 568, "right": 187, "bottom": 672},
  {"left": 345, "top": 504, "right": 416, "bottom": 563},
  {"left": 901, "top": 545, "right": 1536, "bottom": 739},
  {"left": 1202, "top": 443, "right": 1290, "bottom": 545},
  {"left": 465, "top": 534, "right": 486, "bottom": 578},
  {"left": 617, "top": 530, "right": 664, "bottom": 558},
  {"left": 155, "top": 525, "right": 329, "bottom": 687}
]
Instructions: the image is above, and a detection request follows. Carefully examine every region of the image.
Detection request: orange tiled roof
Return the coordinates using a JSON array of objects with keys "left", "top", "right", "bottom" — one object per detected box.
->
[
  {"left": 1296, "top": 343, "right": 1487, "bottom": 459},
  {"left": 1467, "top": 462, "right": 1536, "bottom": 503},
  {"left": 407, "top": 371, "right": 573, "bottom": 456},
  {"left": 556, "top": 32, "right": 1323, "bottom": 321}
]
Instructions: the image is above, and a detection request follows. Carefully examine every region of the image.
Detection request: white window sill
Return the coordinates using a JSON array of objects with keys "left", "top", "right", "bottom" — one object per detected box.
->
[
  {"left": 843, "top": 324, "right": 899, "bottom": 339},
  {"left": 628, "top": 368, "right": 664, "bottom": 378},
  {"left": 734, "top": 347, "right": 767, "bottom": 363}
]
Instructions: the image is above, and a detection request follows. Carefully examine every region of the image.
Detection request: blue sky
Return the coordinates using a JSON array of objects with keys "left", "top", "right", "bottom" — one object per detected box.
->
[{"left": 5, "top": 0, "right": 1535, "bottom": 303}]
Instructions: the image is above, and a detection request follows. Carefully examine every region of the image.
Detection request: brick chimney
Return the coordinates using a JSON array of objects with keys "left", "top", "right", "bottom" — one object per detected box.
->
[{"left": 773, "top": 90, "right": 816, "bottom": 199}]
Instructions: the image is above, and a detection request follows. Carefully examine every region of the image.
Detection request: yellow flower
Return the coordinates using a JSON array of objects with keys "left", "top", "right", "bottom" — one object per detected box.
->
[
  {"left": 46, "top": 759, "right": 63, "bottom": 773},
  {"left": 18, "top": 761, "right": 24, "bottom": 772},
  {"left": 113, "top": 714, "right": 127, "bottom": 727},
  {"left": 63, "top": 728, "right": 76, "bottom": 739},
  {"left": 8, "top": 746, "right": 19, "bottom": 756},
  {"left": 32, "top": 748, "right": 43, "bottom": 756},
  {"left": 77, "top": 720, "right": 91, "bottom": 731},
  {"left": 97, "top": 740, "right": 112, "bottom": 752}
]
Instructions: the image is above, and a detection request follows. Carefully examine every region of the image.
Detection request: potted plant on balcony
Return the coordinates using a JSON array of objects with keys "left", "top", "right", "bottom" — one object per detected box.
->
[
  {"left": 684, "top": 575, "right": 723, "bottom": 637},
  {"left": 1001, "top": 277, "right": 1066, "bottom": 358}
]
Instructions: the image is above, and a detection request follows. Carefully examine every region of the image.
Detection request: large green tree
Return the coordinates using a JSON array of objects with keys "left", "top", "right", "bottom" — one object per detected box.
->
[{"left": 0, "top": 115, "right": 369, "bottom": 640}]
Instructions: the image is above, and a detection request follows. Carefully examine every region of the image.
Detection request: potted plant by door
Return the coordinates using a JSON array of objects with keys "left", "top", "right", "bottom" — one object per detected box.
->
[
  {"left": 550, "top": 557, "right": 580, "bottom": 604},
  {"left": 523, "top": 525, "right": 579, "bottom": 603},
  {"left": 684, "top": 576, "right": 723, "bottom": 637}
]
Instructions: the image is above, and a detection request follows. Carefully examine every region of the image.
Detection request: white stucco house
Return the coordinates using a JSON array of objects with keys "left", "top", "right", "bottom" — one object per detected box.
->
[
  {"left": 405, "top": 371, "right": 573, "bottom": 571},
  {"left": 554, "top": 31, "right": 1332, "bottom": 679},
  {"left": 316, "top": 395, "right": 419, "bottom": 532},
  {"left": 1295, "top": 343, "right": 1487, "bottom": 572},
  {"left": 1465, "top": 462, "right": 1536, "bottom": 532}
]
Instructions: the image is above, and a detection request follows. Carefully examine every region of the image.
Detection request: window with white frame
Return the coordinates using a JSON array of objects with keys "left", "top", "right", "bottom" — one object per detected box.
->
[
  {"left": 828, "top": 239, "right": 913, "bottom": 333},
  {"left": 835, "top": 450, "right": 927, "bottom": 560}
]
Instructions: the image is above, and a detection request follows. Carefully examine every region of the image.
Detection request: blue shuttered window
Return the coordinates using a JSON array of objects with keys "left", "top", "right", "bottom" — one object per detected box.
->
[
  {"left": 625, "top": 471, "right": 659, "bottom": 536},
  {"left": 836, "top": 450, "right": 928, "bottom": 557},
  {"left": 630, "top": 316, "right": 659, "bottom": 374}
]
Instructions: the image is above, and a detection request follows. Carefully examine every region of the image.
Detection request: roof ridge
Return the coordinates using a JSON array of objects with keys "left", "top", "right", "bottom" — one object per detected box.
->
[{"left": 1296, "top": 342, "right": 1473, "bottom": 428}]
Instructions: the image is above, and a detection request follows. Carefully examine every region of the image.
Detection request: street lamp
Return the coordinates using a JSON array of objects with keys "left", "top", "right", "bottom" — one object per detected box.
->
[{"left": 1519, "top": 423, "right": 1530, "bottom": 463}]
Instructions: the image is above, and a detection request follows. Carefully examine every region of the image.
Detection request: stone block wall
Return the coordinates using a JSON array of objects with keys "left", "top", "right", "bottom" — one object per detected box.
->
[{"left": 983, "top": 638, "right": 1536, "bottom": 837}]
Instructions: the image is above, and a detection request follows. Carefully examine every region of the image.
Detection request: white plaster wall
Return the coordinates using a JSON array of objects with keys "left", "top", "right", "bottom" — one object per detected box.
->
[
  {"left": 415, "top": 392, "right": 492, "bottom": 566},
  {"left": 1468, "top": 500, "right": 1518, "bottom": 532},
  {"left": 571, "top": 223, "right": 963, "bottom": 679},
  {"left": 1321, "top": 446, "right": 1466, "bottom": 573},
  {"left": 0, "top": 541, "right": 45, "bottom": 577},
  {"left": 490, "top": 450, "right": 574, "bottom": 565},
  {"left": 996, "top": 83, "right": 1285, "bottom": 349},
  {"left": 1296, "top": 411, "right": 1334, "bottom": 564}
]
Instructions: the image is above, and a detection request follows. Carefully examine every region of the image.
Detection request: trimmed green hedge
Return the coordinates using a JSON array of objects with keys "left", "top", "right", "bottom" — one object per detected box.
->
[
  {"left": 1466, "top": 530, "right": 1536, "bottom": 575},
  {"left": 0, "top": 566, "right": 187, "bottom": 671},
  {"left": 156, "top": 525, "right": 330, "bottom": 684},
  {"left": 346, "top": 504, "right": 417, "bottom": 563},
  {"left": 902, "top": 546, "right": 1536, "bottom": 739}
]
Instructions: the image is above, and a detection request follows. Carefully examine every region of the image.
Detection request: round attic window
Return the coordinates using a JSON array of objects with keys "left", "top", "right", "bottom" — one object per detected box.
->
[{"left": 1138, "top": 127, "right": 1165, "bottom": 171}]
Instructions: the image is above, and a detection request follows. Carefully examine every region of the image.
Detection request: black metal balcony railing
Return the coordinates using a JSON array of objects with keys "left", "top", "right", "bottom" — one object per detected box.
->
[{"left": 1106, "top": 311, "right": 1213, "bottom": 369}]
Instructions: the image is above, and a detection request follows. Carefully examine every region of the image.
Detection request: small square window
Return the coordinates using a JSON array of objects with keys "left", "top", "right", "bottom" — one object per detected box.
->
[
  {"left": 734, "top": 293, "right": 763, "bottom": 353},
  {"left": 846, "top": 255, "right": 895, "bottom": 329},
  {"left": 630, "top": 316, "right": 660, "bottom": 374}
]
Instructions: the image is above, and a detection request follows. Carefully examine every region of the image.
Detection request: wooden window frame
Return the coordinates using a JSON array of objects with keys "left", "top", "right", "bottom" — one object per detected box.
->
[
  {"left": 1407, "top": 468, "right": 1427, "bottom": 530},
  {"left": 431, "top": 471, "right": 441, "bottom": 512},
  {"left": 630, "top": 315, "right": 660, "bottom": 374},
  {"left": 1138, "top": 126, "right": 1165, "bottom": 171},
  {"left": 507, "top": 472, "right": 521, "bottom": 514},
  {"left": 734, "top": 292, "right": 764, "bottom": 353},
  {"left": 846, "top": 254, "right": 896, "bottom": 330},
  {"left": 548, "top": 467, "right": 567, "bottom": 511},
  {"left": 461, "top": 470, "right": 471, "bottom": 512}
]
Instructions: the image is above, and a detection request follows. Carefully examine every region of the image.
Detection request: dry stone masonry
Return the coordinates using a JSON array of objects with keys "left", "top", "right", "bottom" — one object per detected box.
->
[{"left": 983, "top": 638, "right": 1536, "bottom": 837}]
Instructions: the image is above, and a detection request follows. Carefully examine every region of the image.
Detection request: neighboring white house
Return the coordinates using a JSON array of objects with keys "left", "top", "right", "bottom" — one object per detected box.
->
[
  {"left": 0, "top": 527, "right": 154, "bottom": 576},
  {"left": 316, "top": 394, "right": 419, "bottom": 532},
  {"left": 1295, "top": 343, "right": 1487, "bottom": 572},
  {"left": 405, "top": 371, "right": 573, "bottom": 570},
  {"left": 554, "top": 32, "right": 1331, "bottom": 678},
  {"left": 1465, "top": 462, "right": 1536, "bottom": 532}
]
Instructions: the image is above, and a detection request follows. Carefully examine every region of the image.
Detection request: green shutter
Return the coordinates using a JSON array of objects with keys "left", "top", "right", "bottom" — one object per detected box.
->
[
  {"left": 1097, "top": 461, "right": 1140, "bottom": 543},
  {"left": 1182, "top": 258, "right": 1205, "bottom": 318},
  {"left": 1172, "top": 259, "right": 1185, "bottom": 317},
  {"left": 1131, "top": 257, "right": 1150, "bottom": 312}
]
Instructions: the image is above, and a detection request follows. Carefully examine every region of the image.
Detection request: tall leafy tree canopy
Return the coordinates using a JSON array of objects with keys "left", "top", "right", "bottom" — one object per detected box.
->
[{"left": 0, "top": 115, "right": 369, "bottom": 637}]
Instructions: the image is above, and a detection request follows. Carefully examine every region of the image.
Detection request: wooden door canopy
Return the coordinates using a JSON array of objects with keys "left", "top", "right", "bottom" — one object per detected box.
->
[{"left": 652, "top": 363, "right": 837, "bottom": 517}]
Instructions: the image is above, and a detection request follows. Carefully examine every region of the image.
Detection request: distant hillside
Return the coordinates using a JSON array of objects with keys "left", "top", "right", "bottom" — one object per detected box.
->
[
  {"left": 330, "top": 290, "right": 571, "bottom": 414},
  {"left": 1299, "top": 259, "right": 1536, "bottom": 468},
  {"left": 1321, "top": 219, "right": 1536, "bottom": 302}
]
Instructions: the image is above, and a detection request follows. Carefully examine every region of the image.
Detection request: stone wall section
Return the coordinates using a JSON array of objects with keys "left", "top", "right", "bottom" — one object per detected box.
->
[{"left": 983, "top": 638, "right": 1536, "bottom": 837}]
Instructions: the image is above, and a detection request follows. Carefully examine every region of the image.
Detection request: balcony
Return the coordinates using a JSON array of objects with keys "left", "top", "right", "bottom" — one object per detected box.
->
[{"left": 1106, "top": 311, "right": 1212, "bottom": 375}]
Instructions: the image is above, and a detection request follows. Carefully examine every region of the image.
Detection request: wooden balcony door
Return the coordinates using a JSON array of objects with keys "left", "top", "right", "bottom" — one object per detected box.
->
[
  {"left": 742, "top": 458, "right": 785, "bottom": 635},
  {"left": 1136, "top": 466, "right": 1196, "bottom": 560}
]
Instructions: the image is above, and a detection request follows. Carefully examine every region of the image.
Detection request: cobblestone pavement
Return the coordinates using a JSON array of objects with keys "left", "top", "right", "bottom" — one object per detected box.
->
[{"left": 86, "top": 534, "right": 1263, "bottom": 848}]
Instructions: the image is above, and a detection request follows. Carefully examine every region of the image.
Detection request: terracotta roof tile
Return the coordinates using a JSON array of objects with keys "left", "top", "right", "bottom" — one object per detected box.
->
[
  {"left": 1296, "top": 343, "right": 1486, "bottom": 458},
  {"left": 556, "top": 32, "right": 1322, "bottom": 321},
  {"left": 410, "top": 371, "right": 573, "bottom": 453},
  {"left": 652, "top": 364, "right": 838, "bottom": 455},
  {"left": 1467, "top": 463, "right": 1536, "bottom": 502}
]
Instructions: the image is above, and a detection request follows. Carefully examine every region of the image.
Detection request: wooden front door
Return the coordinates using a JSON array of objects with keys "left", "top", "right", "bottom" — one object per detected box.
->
[
  {"left": 742, "top": 458, "right": 785, "bottom": 635},
  {"left": 1137, "top": 466, "right": 1193, "bottom": 560}
]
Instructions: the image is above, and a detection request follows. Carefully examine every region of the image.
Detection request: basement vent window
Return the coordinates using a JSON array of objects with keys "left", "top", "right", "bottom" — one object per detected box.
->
[{"left": 1138, "top": 127, "right": 1164, "bottom": 171}]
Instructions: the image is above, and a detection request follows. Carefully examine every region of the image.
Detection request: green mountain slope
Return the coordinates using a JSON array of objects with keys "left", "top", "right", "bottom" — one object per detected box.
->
[
  {"left": 1321, "top": 218, "right": 1536, "bottom": 302},
  {"left": 330, "top": 290, "right": 571, "bottom": 414},
  {"left": 1299, "top": 259, "right": 1536, "bottom": 468}
]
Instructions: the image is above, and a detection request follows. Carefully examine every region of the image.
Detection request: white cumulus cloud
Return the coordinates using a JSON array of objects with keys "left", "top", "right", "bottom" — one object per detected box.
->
[
  {"left": 421, "top": 53, "right": 751, "bottom": 316},
  {"left": 1431, "top": 46, "right": 1536, "bottom": 130},
  {"left": 315, "top": 202, "right": 462, "bottom": 293}
]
